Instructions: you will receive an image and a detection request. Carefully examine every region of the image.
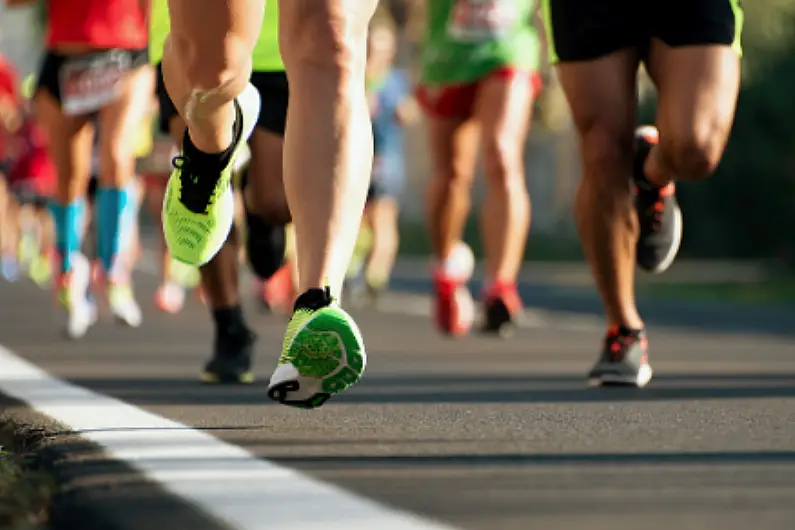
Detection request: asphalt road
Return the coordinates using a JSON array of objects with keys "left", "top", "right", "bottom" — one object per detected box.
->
[{"left": 1, "top": 270, "right": 795, "bottom": 530}]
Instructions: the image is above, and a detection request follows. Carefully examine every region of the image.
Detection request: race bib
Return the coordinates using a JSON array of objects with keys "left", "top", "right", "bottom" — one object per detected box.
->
[
  {"left": 59, "top": 50, "right": 131, "bottom": 116},
  {"left": 447, "top": 0, "right": 517, "bottom": 42}
]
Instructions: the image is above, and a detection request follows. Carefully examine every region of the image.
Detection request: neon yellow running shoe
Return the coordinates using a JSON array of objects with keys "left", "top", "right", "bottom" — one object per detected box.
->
[
  {"left": 267, "top": 287, "right": 367, "bottom": 409},
  {"left": 28, "top": 253, "right": 53, "bottom": 288},
  {"left": 162, "top": 83, "right": 261, "bottom": 266}
]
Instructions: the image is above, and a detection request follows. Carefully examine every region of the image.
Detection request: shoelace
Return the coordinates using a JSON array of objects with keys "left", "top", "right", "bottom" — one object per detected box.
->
[{"left": 173, "top": 155, "right": 219, "bottom": 214}]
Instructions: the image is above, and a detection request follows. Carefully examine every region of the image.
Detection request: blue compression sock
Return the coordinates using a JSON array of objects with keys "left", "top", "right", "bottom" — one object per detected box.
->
[
  {"left": 95, "top": 185, "right": 135, "bottom": 274},
  {"left": 49, "top": 199, "right": 86, "bottom": 274}
]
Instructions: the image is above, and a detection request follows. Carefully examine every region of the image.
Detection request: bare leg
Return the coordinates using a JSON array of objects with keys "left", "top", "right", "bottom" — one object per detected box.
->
[
  {"left": 645, "top": 42, "right": 740, "bottom": 186},
  {"left": 475, "top": 73, "right": 533, "bottom": 286},
  {"left": 556, "top": 50, "right": 643, "bottom": 329},
  {"left": 278, "top": 0, "right": 379, "bottom": 297}
]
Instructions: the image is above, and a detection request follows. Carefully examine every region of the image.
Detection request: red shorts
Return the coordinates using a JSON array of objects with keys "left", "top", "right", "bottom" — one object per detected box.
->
[{"left": 416, "top": 67, "right": 542, "bottom": 120}]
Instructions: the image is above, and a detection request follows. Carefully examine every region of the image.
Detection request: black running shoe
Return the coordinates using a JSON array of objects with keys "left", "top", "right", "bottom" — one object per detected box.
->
[
  {"left": 201, "top": 327, "right": 257, "bottom": 384},
  {"left": 587, "top": 327, "right": 653, "bottom": 388},
  {"left": 633, "top": 125, "right": 683, "bottom": 274}
]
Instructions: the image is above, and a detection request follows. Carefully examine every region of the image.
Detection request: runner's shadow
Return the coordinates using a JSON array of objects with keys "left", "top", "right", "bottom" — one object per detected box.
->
[{"left": 48, "top": 372, "right": 795, "bottom": 406}]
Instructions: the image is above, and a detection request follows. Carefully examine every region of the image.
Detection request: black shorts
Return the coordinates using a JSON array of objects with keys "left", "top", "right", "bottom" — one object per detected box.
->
[
  {"left": 10, "top": 182, "right": 50, "bottom": 209},
  {"left": 542, "top": 0, "right": 743, "bottom": 63},
  {"left": 155, "top": 64, "right": 289, "bottom": 137},
  {"left": 36, "top": 48, "right": 149, "bottom": 107}
]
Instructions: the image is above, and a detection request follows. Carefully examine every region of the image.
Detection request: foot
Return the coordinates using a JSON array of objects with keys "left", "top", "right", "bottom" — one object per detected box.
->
[
  {"left": 57, "top": 253, "right": 97, "bottom": 339},
  {"left": 633, "top": 125, "right": 683, "bottom": 274},
  {"left": 28, "top": 252, "right": 53, "bottom": 288},
  {"left": 1, "top": 254, "right": 19, "bottom": 282},
  {"left": 262, "top": 262, "right": 295, "bottom": 315},
  {"left": 587, "top": 327, "right": 653, "bottom": 388},
  {"left": 267, "top": 287, "right": 366, "bottom": 409},
  {"left": 201, "top": 326, "right": 257, "bottom": 384},
  {"left": 154, "top": 282, "right": 185, "bottom": 314},
  {"left": 481, "top": 282, "right": 523, "bottom": 338},
  {"left": 433, "top": 241, "right": 475, "bottom": 336},
  {"left": 162, "top": 83, "right": 261, "bottom": 266},
  {"left": 109, "top": 283, "right": 143, "bottom": 328}
]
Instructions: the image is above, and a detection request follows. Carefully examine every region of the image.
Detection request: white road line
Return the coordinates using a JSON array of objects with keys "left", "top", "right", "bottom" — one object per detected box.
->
[{"left": 0, "top": 344, "right": 458, "bottom": 530}]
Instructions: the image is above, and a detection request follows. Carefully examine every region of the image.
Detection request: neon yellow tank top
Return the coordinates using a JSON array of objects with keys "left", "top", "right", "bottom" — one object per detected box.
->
[{"left": 148, "top": 0, "right": 283, "bottom": 72}]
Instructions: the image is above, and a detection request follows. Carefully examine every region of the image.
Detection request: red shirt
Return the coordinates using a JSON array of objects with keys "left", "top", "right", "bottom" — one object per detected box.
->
[
  {"left": 0, "top": 56, "right": 19, "bottom": 161},
  {"left": 46, "top": 0, "right": 148, "bottom": 50}
]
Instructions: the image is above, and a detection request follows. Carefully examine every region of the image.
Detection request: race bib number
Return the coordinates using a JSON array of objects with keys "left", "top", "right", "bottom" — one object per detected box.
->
[
  {"left": 447, "top": 0, "right": 517, "bottom": 42},
  {"left": 59, "top": 50, "right": 131, "bottom": 116}
]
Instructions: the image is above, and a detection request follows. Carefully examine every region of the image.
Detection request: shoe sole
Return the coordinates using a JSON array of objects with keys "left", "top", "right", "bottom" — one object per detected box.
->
[
  {"left": 200, "top": 371, "right": 255, "bottom": 385},
  {"left": 588, "top": 364, "right": 654, "bottom": 389},
  {"left": 267, "top": 309, "right": 366, "bottom": 409}
]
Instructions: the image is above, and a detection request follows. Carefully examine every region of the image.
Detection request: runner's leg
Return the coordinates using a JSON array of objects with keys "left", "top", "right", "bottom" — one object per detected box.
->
[
  {"left": 160, "top": 0, "right": 263, "bottom": 266},
  {"left": 632, "top": 41, "right": 740, "bottom": 272},
  {"left": 425, "top": 101, "right": 480, "bottom": 336},
  {"left": 556, "top": 52, "right": 644, "bottom": 332},
  {"left": 35, "top": 86, "right": 95, "bottom": 338},
  {"left": 543, "top": 0, "right": 652, "bottom": 386},
  {"left": 96, "top": 64, "right": 153, "bottom": 327},
  {"left": 266, "top": 0, "right": 378, "bottom": 408},
  {"left": 474, "top": 70, "right": 534, "bottom": 333}
]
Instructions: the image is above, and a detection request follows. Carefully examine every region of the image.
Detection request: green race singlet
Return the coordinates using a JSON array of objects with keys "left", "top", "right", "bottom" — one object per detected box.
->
[{"left": 420, "top": 0, "right": 540, "bottom": 86}]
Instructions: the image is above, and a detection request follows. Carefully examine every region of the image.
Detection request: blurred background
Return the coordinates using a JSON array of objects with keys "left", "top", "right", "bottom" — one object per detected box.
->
[{"left": 2, "top": 0, "right": 793, "bottom": 304}]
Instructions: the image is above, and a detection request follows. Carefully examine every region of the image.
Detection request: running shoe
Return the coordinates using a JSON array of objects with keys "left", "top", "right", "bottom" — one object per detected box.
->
[
  {"left": 201, "top": 326, "right": 257, "bottom": 384},
  {"left": 268, "top": 287, "right": 366, "bottom": 409},
  {"left": 481, "top": 282, "right": 523, "bottom": 338},
  {"left": 108, "top": 283, "right": 143, "bottom": 328},
  {"left": 17, "top": 232, "right": 37, "bottom": 269},
  {"left": 261, "top": 262, "right": 295, "bottom": 315},
  {"left": 434, "top": 272, "right": 475, "bottom": 337},
  {"left": 57, "top": 253, "right": 97, "bottom": 339},
  {"left": 1, "top": 254, "right": 19, "bottom": 282},
  {"left": 28, "top": 252, "right": 53, "bottom": 288},
  {"left": 162, "top": 83, "right": 261, "bottom": 266},
  {"left": 587, "top": 327, "right": 653, "bottom": 388},
  {"left": 633, "top": 125, "right": 683, "bottom": 273},
  {"left": 155, "top": 282, "right": 186, "bottom": 314},
  {"left": 433, "top": 241, "right": 475, "bottom": 336}
]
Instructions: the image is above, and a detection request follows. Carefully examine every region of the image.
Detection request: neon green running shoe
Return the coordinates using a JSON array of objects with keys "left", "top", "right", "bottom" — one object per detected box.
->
[
  {"left": 267, "top": 287, "right": 367, "bottom": 409},
  {"left": 162, "top": 83, "right": 261, "bottom": 266}
]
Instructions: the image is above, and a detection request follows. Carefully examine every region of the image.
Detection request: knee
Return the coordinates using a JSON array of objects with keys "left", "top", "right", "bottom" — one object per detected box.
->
[
  {"left": 100, "top": 142, "right": 134, "bottom": 185},
  {"left": 279, "top": 3, "right": 371, "bottom": 79},
  {"left": 660, "top": 125, "right": 725, "bottom": 180},
  {"left": 171, "top": 33, "right": 252, "bottom": 92},
  {"left": 579, "top": 125, "right": 634, "bottom": 196},
  {"left": 432, "top": 158, "right": 473, "bottom": 195},
  {"left": 482, "top": 136, "right": 525, "bottom": 191}
]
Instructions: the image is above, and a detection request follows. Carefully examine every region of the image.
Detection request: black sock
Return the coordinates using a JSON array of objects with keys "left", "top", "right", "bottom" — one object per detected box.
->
[
  {"left": 182, "top": 100, "right": 243, "bottom": 173},
  {"left": 246, "top": 212, "right": 286, "bottom": 280},
  {"left": 293, "top": 287, "right": 332, "bottom": 312},
  {"left": 212, "top": 304, "right": 247, "bottom": 336},
  {"left": 617, "top": 326, "right": 645, "bottom": 338}
]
